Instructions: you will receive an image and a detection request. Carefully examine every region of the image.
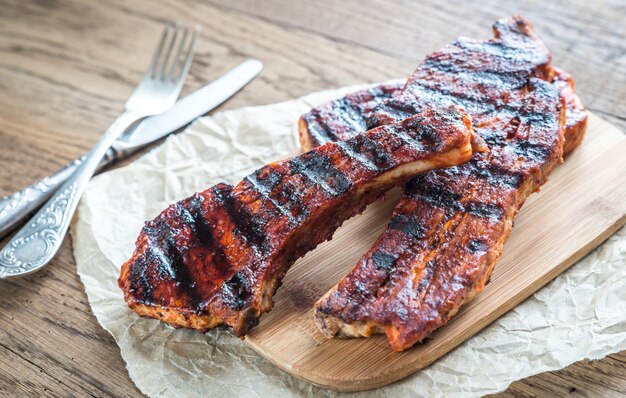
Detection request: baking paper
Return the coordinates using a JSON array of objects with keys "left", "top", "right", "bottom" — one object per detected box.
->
[{"left": 71, "top": 84, "right": 626, "bottom": 397}]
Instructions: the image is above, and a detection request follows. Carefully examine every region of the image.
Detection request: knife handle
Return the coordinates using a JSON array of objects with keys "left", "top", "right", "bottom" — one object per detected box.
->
[
  {"left": 0, "top": 147, "right": 118, "bottom": 240},
  {"left": 0, "top": 111, "right": 144, "bottom": 277}
]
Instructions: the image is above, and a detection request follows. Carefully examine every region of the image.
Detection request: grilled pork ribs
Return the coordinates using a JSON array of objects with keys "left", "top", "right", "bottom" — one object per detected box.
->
[
  {"left": 301, "top": 68, "right": 586, "bottom": 157},
  {"left": 119, "top": 107, "right": 475, "bottom": 336},
  {"left": 306, "top": 16, "right": 587, "bottom": 351}
]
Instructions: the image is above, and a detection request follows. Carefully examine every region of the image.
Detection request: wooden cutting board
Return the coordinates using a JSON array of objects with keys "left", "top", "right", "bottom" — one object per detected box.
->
[{"left": 244, "top": 113, "right": 626, "bottom": 392}]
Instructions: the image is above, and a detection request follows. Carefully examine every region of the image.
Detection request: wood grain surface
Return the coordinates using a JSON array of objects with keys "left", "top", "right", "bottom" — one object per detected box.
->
[
  {"left": 0, "top": 0, "right": 624, "bottom": 396},
  {"left": 245, "top": 113, "right": 626, "bottom": 391}
]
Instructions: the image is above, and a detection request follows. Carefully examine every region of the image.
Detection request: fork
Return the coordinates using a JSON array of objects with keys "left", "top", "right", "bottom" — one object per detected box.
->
[{"left": 0, "top": 23, "right": 199, "bottom": 278}]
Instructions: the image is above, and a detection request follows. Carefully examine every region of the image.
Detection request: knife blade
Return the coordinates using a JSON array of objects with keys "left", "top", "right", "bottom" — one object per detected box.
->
[
  {"left": 114, "top": 59, "right": 263, "bottom": 151},
  {"left": 0, "top": 59, "right": 263, "bottom": 239}
]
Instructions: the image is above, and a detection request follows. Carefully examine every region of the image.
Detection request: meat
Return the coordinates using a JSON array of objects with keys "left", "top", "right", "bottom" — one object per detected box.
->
[
  {"left": 118, "top": 106, "right": 475, "bottom": 336},
  {"left": 300, "top": 82, "right": 404, "bottom": 151},
  {"left": 300, "top": 71, "right": 585, "bottom": 156},
  {"left": 310, "top": 15, "right": 581, "bottom": 351}
]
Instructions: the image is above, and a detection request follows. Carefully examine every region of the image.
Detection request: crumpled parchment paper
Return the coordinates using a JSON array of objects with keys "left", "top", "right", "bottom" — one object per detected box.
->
[{"left": 71, "top": 84, "right": 626, "bottom": 398}]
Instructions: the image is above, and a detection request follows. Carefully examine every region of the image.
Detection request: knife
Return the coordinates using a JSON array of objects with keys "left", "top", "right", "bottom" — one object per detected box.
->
[{"left": 0, "top": 59, "right": 263, "bottom": 239}]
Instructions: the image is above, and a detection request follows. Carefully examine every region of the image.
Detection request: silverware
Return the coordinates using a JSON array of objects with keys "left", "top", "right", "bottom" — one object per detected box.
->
[
  {"left": 0, "top": 22, "right": 199, "bottom": 278},
  {"left": 0, "top": 59, "right": 262, "bottom": 240}
]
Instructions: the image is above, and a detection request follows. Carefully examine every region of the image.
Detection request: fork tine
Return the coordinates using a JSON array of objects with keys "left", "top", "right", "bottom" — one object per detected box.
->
[
  {"left": 166, "top": 25, "right": 190, "bottom": 81},
  {"left": 158, "top": 23, "right": 180, "bottom": 80},
  {"left": 172, "top": 25, "right": 200, "bottom": 84},
  {"left": 146, "top": 23, "right": 173, "bottom": 78}
]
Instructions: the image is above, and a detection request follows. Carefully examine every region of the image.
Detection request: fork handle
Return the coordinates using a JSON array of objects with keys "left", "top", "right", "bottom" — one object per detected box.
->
[{"left": 0, "top": 111, "right": 142, "bottom": 278}]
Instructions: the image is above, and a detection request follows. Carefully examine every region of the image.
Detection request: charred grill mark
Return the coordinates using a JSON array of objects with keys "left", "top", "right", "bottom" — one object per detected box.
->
[
  {"left": 419, "top": 71, "right": 528, "bottom": 99},
  {"left": 252, "top": 167, "right": 282, "bottom": 190},
  {"left": 152, "top": 215, "right": 183, "bottom": 280},
  {"left": 245, "top": 172, "right": 296, "bottom": 221},
  {"left": 177, "top": 204, "right": 196, "bottom": 231},
  {"left": 274, "top": 180, "right": 310, "bottom": 221},
  {"left": 133, "top": 230, "right": 201, "bottom": 309},
  {"left": 465, "top": 201, "right": 505, "bottom": 220},
  {"left": 334, "top": 97, "right": 368, "bottom": 132},
  {"left": 366, "top": 97, "right": 422, "bottom": 129},
  {"left": 401, "top": 117, "right": 442, "bottom": 148},
  {"left": 474, "top": 163, "right": 524, "bottom": 189},
  {"left": 372, "top": 251, "right": 398, "bottom": 270},
  {"left": 159, "top": 200, "right": 211, "bottom": 309},
  {"left": 365, "top": 83, "right": 403, "bottom": 99},
  {"left": 305, "top": 114, "right": 339, "bottom": 145},
  {"left": 342, "top": 134, "right": 395, "bottom": 171},
  {"left": 454, "top": 39, "right": 542, "bottom": 64},
  {"left": 368, "top": 85, "right": 496, "bottom": 130},
  {"left": 129, "top": 255, "right": 155, "bottom": 304},
  {"left": 521, "top": 109, "right": 555, "bottom": 128},
  {"left": 387, "top": 126, "right": 426, "bottom": 152},
  {"left": 303, "top": 83, "right": 405, "bottom": 147},
  {"left": 406, "top": 180, "right": 464, "bottom": 212},
  {"left": 180, "top": 195, "right": 213, "bottom": 249},
  {"left": 186, "top": 195, "right": 209, "bottom": 240},
  {"left": 389, "top": 214, "right": 425, "bottom": 239},
  {"left": 421, "top": 57, "right": 528, "bottom": 88},
  {"left": 361, "top": 136, "right": 396, "bottom": 170},
  {"left": 411, "top": 83, "right": 499, "bottom": 114},
  {"left": 337, "top": 130, "right": 397, "bottom": 171},
  {"left": 159, "top": 235, "right": 203, "bottom": 309},
  {"left": 336, "top": 140, "right": 378, "bottom": 171},
  {"left": 212, "top": 185, "right": 268, "bottom": 252},
  {"left": 479, "top": 128, "right": 507, "bottom": 147},
  {"left": 468, "top": 239, "right": 488, "bottom": 253},
  {"left": 289, "top": 152, "right": 352, "bottom": 196},
  {"left": 220, "top": 272, "right": 251, "bottom": 310},
  {"left": 514, "top": 140, "right": 551, "bottom": 162},
  {"left": 186, "top": 194, "right": 233, "bottom": 281}
]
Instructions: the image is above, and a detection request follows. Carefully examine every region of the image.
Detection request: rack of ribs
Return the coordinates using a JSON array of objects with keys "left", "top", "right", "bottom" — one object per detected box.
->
[
  {"left": 305, "top": 15, "right": 587, "bottom": 351},
  {"left": 301, "top": 68, "right": 586, "bottom": 157},
  {"left": 118, "top": 106, "right": 475, "bottom": 336}
]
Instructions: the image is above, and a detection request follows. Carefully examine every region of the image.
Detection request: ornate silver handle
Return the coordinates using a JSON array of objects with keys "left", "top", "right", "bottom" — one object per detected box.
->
[
  {"left": 0, "top": 112, "right": 142, "bottom": 278},
  {"left": 0, "top": 148, "right": 121, "bottom": 240}
]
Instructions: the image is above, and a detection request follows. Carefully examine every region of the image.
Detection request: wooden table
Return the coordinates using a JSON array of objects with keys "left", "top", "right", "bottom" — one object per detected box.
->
[{"left": 1, "top": 0, "right": 624, "bottom": 396}]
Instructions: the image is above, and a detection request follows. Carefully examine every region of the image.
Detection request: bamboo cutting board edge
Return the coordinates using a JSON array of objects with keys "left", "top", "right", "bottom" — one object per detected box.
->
[{"left": 244, "top": 112, "right": 626, "bottom": 392}]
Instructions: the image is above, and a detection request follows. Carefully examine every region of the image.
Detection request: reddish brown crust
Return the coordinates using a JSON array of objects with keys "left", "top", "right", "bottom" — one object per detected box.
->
[
  {"left": 119, "top": 107, "right": 474, "bottom": 336},
  {"left": 309, "top": 15, "right": 579, "bottom": 351},
  {"left": 299, "top": 82, "right": 403, "bottom": 150},
  {"left": 299, "top": 72, "right": 586, "bottom": 154}
]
